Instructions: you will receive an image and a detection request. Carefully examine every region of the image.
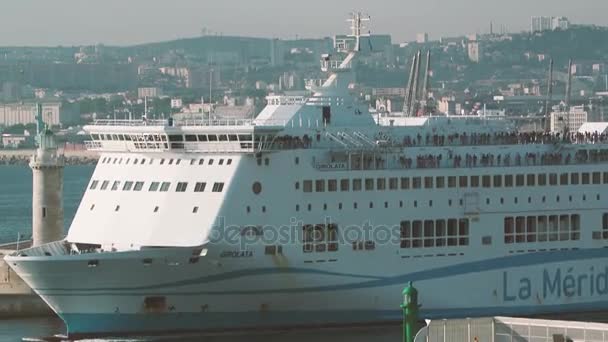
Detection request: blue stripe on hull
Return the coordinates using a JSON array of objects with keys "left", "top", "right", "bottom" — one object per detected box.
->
[{"left": 62, "top": 301, "right": 608, "bottom": 338}]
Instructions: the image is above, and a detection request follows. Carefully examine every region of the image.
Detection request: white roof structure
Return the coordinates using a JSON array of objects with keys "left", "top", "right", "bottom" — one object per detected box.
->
[
  {"left": 578, "top": 122, "right": 608, "bottom": 134},
  {"left": 416, "top": 316, "right": 608, "bottom": 342}
]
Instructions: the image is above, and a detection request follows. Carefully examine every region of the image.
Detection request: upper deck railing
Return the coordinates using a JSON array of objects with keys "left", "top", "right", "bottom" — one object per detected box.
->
[{"left": 90, "top": 118, "right": 293, "bottom": 128}]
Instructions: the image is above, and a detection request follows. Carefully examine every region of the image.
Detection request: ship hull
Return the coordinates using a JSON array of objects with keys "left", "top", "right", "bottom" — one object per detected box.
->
[{"left": 8, "top": 246, "right": 608, "bottom": 338}]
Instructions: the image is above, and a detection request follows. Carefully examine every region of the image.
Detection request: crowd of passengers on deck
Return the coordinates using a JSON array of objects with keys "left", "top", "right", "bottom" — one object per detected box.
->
[
  {"left": 381, "top": 149, "right": 608, "bottom": 170},
  {"left": 398, "top": 131, "right": 608, "bottom": 147},
  {"left": 269, "top": 130, "right": 608, "bottom": 151}
]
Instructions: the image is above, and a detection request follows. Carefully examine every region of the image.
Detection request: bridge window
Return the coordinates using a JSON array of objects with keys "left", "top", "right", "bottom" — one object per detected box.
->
[
  {"left": 560, "top": 173, "right": 569, "bottom": 185},
  {"left": 89, "top": 180, "right": 99, "bottom": 190},
  {"left": 168, "top": 135, "right": 183, "bottom": 142},
  {"left": 111, "top": 181, "right": 121, "bottom": 191},
  {"left": 159, "top": 182, "right": 171, "bottom": 192},
  {"left": 176, "top": 182, "right": 188, "bottom": 192},
  {"left": 149, "top": 182, "right": 160, "bottom": 192},
  {"left": 185, "top": 135, "right": 197, "bottom": 142},
  {"left": 582, "top": 172, "right": 590, "bottom": 184},
  {"left": 122, "top": 181, "right": 133, "bottom": 191},
  {"left": 212, "top": 182, "right": 224, "bottom": 192},
  {"left": 436, "top": 177, "right": 445, "bottom": 188},
  {"left": 134, "top": 181, "right": 144, "bottom": 191}
]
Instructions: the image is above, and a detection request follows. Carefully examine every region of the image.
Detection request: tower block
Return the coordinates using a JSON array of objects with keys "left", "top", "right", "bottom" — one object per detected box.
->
[{"left": 29, "top": 104, "right": 65, "bottom": 247}]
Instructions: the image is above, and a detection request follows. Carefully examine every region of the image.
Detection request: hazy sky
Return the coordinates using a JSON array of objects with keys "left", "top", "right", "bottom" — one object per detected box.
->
[{"left": 1, "top": 0, "right": 608, "bottom": 46}]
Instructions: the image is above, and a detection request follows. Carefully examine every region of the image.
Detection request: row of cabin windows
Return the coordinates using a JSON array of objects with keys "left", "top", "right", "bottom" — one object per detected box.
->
[
  {"left": 100, "top": 156, "right": 232, "bottom": 166},
  {"left": 302, "top": 224, "right": 339, "bottom": 253},
  {"left": 92, "top": 133, "right": 253, "bottom": 143},
  {"left": 89, "top": 180, "right": 224, "bottom": 193},
  {"left": 293, "top": 192, "right": 601, "bottom": 213},
  {"left": 300, "top": 172, "right": 608, "bottom": 192},
  {"left": 91, "top": 204, "right": 201, "bottom": 214},
  {"left": 400, "top": 219, "right": 470, "bottom": 248},
  {"left": 504, "top": 215, "right": 580, "bottom": 243}
]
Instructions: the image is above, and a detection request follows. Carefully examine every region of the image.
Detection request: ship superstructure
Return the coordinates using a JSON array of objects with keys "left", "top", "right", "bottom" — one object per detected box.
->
[{"left": 6, "top": 14, "right": 608, "bottom": 338}]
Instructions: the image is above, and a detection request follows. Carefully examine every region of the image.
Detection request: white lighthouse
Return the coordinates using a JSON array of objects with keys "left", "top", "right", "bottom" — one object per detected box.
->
[{"left": 29, "top": 104, "right": 64, "bottom": 247}]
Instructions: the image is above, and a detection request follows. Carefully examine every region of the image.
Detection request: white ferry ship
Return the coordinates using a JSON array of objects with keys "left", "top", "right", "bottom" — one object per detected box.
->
[{"left": 6, "top": 15, "right": 608, "bottom": 338}]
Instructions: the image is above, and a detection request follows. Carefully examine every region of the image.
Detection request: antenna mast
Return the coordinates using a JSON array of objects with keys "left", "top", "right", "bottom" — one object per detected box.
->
[
  {"left": 347, "top": 12, "right": 370, "bottom": 52},
  {"left": 565, "top": 58, "right": 573, "bottom": 133},
  {"left": 544, "top": 58, "right": 553, "bottom": 132}
]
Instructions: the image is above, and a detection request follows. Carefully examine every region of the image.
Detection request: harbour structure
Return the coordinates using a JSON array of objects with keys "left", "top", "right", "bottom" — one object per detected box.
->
[
  {"left": 6, "top": 14, "right": 608, "bottom": 338},
  {"left": 415, "top": 316, "right": 608, "bottom": 342},
  {"left": 0, "top": 104, "right": 63, "bottom": 317},
  {"left": 30, "top": 103, "right": 65, "bottom": 247}
]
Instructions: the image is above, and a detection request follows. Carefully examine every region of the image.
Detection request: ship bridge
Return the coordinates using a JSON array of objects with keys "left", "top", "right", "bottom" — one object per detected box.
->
[{"left": 83, "top": 116, "right": 292, "bottom": 154}]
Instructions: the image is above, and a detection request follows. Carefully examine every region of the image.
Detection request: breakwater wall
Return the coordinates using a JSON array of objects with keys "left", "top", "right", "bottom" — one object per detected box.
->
[{"left": 0, "top": 149, "right": 98, "bottom": 166}]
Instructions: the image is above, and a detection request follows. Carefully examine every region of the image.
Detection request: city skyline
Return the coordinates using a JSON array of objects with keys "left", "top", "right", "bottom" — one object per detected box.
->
[{"left": 1, "top": 0, "right": 608, "bottom": 46}]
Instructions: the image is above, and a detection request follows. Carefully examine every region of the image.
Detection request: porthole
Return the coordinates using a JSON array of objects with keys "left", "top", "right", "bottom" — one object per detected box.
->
[{"left": 252, "top": 182, "right": 262, "bottom": 195}]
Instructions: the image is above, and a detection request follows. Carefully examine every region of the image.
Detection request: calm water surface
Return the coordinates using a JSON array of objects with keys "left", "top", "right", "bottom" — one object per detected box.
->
[{"left": 0, "top": 165, "right": 93, "bottom": 244}]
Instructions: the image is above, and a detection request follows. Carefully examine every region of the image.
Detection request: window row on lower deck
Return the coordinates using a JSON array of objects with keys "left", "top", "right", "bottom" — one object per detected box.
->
[
  {"left": 300, "top": 171, "right": 608, "bottom": 193},
  {"left": 504, "top": 215, "right": 581, "bottom": 244},
  {"left": 400, "top": 219, "right": 470, "bottom": 248}
]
